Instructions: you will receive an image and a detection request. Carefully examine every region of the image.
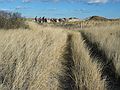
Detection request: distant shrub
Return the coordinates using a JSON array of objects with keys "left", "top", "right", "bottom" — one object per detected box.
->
[{"left": 0, "top": 11, "right": 29, "bottom": 29}]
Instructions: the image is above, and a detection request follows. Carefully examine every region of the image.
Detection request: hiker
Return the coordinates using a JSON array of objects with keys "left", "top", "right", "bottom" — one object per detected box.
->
[
  {"left": 38, "top": 17, "right": 42, "bottom": 23},
  {"left": 42, "top": 16, "right": 45, "bottom": 23},
  {"left": 35, "top": 16, "right": 38, "bottom": 22},
  {"left": 44, "top": 18, "right": 47, "bottom": 23},
  {"left": 53, "top": 18, "right": 57, "bottom": 23}
]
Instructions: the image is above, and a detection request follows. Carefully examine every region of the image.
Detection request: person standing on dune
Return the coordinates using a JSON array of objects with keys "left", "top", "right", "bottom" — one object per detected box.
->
[{"left": 35, "top": 16, "right": 38, "bottom": 22}]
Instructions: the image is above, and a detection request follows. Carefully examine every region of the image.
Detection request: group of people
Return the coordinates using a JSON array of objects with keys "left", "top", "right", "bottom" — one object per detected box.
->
[
  {"left": 35, "top": 16, "right": 47, "bottom": 23},
  {"left": 34, "top": 16, "right": 67, "bottom": 23}
]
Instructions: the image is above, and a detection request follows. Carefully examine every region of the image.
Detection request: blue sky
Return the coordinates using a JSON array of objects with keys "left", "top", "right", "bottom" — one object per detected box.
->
[{"left": 0, "top": 0, "right": 120, "bottom": 18}]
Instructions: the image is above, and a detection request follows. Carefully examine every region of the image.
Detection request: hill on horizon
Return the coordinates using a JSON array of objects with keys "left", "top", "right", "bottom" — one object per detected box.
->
[{"left": 88, "top": 16, "right": 108, "bottom": 21}]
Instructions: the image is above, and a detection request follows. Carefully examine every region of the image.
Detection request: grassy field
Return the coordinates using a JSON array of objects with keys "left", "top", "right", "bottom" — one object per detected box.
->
[
  {"left": 0, "top": 20, "right": 120, "bottom": 90},
  {"left": 80, "top": 25, "right": 120, "bottom": 90},
  {"left": 48, "top": 20, "right": 120, "bottom": 30}
]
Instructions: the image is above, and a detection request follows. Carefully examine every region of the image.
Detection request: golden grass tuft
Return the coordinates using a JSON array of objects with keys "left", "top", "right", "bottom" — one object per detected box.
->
[
  {"left": 0, "top": 24, "right": 68, "bottom": 90},
  {"left": 71, "top": 32, "right": 106, "bottom": 90}
]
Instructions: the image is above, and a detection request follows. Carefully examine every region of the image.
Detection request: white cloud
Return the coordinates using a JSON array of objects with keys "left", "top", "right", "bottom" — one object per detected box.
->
[
  {"left": 0, "top": 8, "right": 12, "bottom": 11},
  {"left": 22, "top": 0, "right": 31, "bottom": 3},
  {"left": 87, "top": 0, "right": 108, "bottom": 3},
  {"left": 15, "top": 6, "right": 28, "bottom": 10},
  {"left": 74, "top": 9, "right": 91, "bottom": 13},
  {"left": 69, "top": 0, "right": 109, "bottom": 3},
  {"left": 1, "top": 0, "right": 120, "bottom": 4},
  {"left": 21, "top": 0, "right": 109, "bottom": 3},
  {"left": 22, "top": 0, "right": 59, "bottom": 3},
  {"left": 0, "top": 0, "right": 14, "bottom": 2}
]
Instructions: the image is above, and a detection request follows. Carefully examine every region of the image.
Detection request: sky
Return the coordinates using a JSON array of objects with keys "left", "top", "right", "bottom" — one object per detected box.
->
[{"left": 0, "top": 0, "right": 120, "bottom": 19}]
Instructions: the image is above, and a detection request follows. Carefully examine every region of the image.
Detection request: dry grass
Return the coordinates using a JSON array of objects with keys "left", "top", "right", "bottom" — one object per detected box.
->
[
  {"left": 0, "top": 21, "right": 119, "bottom": 90},
  {"left": 80, "top": 24, "right": 120, "bottom": 89},
  {"left": 81, "top": 25, "right": 120, "bottom": 75},
  {"left": 51, "top": 20, "right": 120, "bottom": 30},
  {"left": 0, "top": 23, "right": 68, "bottom": 90},
  {"left": 71, "top": 32, "right": 106, "bottom": 90}
]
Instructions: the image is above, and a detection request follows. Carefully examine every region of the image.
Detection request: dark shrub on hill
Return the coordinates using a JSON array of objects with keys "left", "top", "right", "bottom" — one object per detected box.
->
[
  {"left": 0, "top": 11, "right": 29, "bottom": 29},
  {"left": 89, "top": 16, "right": 108, "bottom": 21}
]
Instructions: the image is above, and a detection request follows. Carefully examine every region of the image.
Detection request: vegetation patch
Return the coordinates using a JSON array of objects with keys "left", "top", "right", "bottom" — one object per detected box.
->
[{"left": 0, "top": 11, "right": 29, "bottom": 29}]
